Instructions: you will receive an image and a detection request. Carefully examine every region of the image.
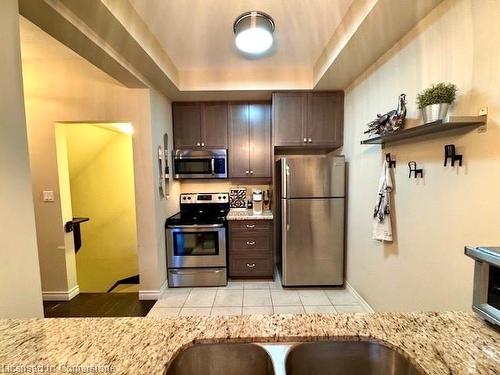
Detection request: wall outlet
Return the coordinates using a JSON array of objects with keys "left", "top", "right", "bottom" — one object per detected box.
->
[{"left": 42, "top": 190, "right": 55, "bottom": 202}]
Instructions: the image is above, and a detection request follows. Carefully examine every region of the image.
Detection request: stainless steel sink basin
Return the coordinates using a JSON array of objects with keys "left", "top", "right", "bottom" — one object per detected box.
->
[
  {"left": 285, "top": 341, "right": 422, "bottom": 375},
  {"left": 165, "top": 343, "right": 275, "bottom": 375}
]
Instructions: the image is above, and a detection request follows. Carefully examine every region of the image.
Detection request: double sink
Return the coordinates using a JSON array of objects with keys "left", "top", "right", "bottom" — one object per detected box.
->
[{"left": 166, "top": 341, "right": 423, "bottom": 375}]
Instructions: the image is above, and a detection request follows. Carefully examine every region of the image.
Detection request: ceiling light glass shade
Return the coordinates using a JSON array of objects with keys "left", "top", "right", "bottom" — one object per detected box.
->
[{"left": 234, "top": 11, "right": 275, "bottom": 54}]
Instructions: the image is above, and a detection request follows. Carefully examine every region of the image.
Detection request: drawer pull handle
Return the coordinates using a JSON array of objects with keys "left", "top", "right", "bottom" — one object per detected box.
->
[
  {"left": 246, "top": 224, "right": 255, "bottom": 228},
  {"left": 246, "top": 241, "right": 256, "bottom": 246},
  {"left": 246, "top": 263, "right": 256, "bottom": 268}
]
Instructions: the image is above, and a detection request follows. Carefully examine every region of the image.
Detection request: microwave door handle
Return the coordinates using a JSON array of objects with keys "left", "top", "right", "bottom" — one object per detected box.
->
[{"left": 211, "top": 158, "right": 215, "bottom": 175}]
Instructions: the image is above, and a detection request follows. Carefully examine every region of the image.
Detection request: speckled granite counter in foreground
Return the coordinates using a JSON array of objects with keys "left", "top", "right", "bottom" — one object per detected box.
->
[
  {"left": 0, "top": 313, "right": 499, "bottom": 375},
  {"left": 227, "top": 209, "right": 273, "bottom": 220}
]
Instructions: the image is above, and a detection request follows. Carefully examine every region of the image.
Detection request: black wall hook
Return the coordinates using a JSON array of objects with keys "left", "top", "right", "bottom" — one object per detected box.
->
[
  {"left": 408, "top": 161, "right": 423, "bottom": 178},
  {"left": 444, "top": 144, "right": 463, "bottom": 167},
  {"left": 385, "top": 153, "right": 396, "bottom": 168}
]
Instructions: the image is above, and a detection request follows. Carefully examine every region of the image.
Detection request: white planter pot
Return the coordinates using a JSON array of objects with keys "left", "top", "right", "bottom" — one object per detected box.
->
[{"left": 421, "top": 103, "right": 449, "bottom": 123}]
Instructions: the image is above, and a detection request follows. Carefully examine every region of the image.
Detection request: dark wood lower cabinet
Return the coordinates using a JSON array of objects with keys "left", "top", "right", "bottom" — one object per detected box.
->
[
  {"left": 229, "top": 256, "right": 273, "bottom": 277},
  {"left": 228, "top": 220, "right": 274, "bottom": 278}
]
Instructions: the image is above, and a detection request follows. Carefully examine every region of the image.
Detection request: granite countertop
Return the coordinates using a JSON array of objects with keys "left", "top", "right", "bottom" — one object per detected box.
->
[
  {"left": 0, "top": 312, "right": 499, "bottom": 375},
  {"left": 227, "top": 208, "right": 273, "bottom": 220}
]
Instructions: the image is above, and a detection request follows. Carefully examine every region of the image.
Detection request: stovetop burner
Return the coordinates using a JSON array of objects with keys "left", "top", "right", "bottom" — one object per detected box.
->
[{"left": 166, "top": 193, "right": 230, "bottom": 226}]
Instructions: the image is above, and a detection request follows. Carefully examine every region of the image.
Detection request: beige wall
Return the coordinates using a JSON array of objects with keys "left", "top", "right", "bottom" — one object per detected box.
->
[
  {"left": 65, "top": 125, "right": 138, "bottom": 292},
  {"left": 143, "top": 89, "right": 180, "bottom": 293},
  {"left": 0, "top": 0, "right": 43, "bottom": 318},
  {"left": 342, "top": 0, "right": 500, "bottom": 311},
  {"left": 21, "top": 31, "right": 179, "bottom": 297}
]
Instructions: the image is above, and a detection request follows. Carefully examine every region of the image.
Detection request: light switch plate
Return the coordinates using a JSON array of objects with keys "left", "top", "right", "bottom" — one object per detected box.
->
[{"left": 42, "top": 190, "right": 55, "bottom": 202}]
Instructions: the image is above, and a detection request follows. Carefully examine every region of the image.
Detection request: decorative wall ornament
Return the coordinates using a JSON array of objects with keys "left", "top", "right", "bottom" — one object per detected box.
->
[
  {"left": 230, "top": 187, "right": 247, "bottom": 209},
  {"left": 157, "top": 145, "right": 164, "bottom": 198},
  {"left": 408, "top": 161, "right": 423, "bottom": 178},
  {"left": 163, "top": 133, "right": 170, "bottom": 198},
  {"left": 444, "top": 144, "right": 463, "bottom": 167},
  {"left": 385, "top": 153, "right": 396, "bottom": 168},
  {"left": 364, "top": 94, "right": 407, "bottom": 137}
]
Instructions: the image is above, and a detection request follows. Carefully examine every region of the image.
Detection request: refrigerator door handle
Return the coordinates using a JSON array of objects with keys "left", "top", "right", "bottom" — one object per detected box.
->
[
  {"left": 281, "top": 199, "right": 288, "bottom": 282},
  {"left": 286, "top": 199, "right": 290, "bottom": 231},
  {"left": 285, "top": 163, "right": 290, "bottom": 198}
]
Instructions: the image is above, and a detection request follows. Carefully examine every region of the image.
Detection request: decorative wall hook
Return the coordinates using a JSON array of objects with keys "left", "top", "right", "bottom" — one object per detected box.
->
[
  {"left": 408, "top": 161, "right": 423, "bottom": 178},
  {"left": 385, "top": 153, "right": 396, "bottom": 168},
  {"left": 444, "top": 144, "right": 463, "bottom": 167}
]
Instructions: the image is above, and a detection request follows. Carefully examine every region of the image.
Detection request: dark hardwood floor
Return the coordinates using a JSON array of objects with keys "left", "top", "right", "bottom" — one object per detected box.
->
[{"left": 43, "top": 293, "right": 156, "bottom": 318}]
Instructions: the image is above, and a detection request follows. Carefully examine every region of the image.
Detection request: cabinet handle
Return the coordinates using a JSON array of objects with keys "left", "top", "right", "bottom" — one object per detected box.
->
[
  {"left": 250, "top": 170, "right": 254, "bottom": 175},
  {"left": 303, "top": 138, "right": 307, "bottom": 143},
  {"left": 196, "top": 142, "right": 201, "bottom": 146},
  {"left": 246, "top": 241, "right": 256, "bottom": 246},
  {"left": 246, "top": 224, "right": 255, "bottom": 228},
  {"left": 246, "top": 170, "right": 249, "bottom": 174},
  {"left": 201, "top": 142, "right": 205, "bottom": 147},
  {"left": 308, "top": 138, "right": 312, "bottom": 143},
  {"left": 246, "top": 263, "right": 256, "bottom": 268}
]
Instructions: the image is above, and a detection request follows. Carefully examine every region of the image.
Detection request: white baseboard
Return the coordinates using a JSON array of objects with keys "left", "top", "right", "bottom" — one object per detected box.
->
[
  {"left": 345, "top": 281, "right": 374, "bottom": 312},
  {"left": 139, "top": 279, "right": 169, "bottom": 300},
  {"left": 42, "top": 285, "right": 80, "bottom": 301}
]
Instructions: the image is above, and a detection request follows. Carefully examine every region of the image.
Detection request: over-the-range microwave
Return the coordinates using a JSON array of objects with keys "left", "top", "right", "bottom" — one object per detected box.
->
[
  {"left": 173, "top": 149, "right": 227, "bottom": 179},
  {"left": 465, "top": 246, "right": 500, "bottom": 326}
]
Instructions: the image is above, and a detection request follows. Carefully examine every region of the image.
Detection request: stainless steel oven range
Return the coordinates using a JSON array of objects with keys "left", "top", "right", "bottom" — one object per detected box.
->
[
  {"left": 166, "top": 193, "right": 229, "bottom": 287},
  {"left": 465, "top": 246, "right": 500, "bottom": 326}
]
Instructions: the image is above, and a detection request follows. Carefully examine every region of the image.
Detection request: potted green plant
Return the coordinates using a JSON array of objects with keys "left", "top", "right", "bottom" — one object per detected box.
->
[{"left": 416, "top": 83, "right": 457, "bottom": 123}]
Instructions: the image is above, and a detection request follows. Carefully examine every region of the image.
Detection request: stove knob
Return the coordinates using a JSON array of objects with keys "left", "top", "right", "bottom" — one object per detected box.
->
[
  {"left": 218, "top": 196, "right": 221, "bottom": 200},
  {"left": 187, "top": 196, "right": 192, "bottom": 200},
  {"left": 182, "top": 197, "right": 187, "bottom": 200}
]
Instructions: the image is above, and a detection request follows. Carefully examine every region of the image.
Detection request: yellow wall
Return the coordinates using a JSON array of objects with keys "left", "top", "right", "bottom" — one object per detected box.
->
[
  {"left": 341, "top": 0, "right": 500, "bottom": 311},
  {"left": 0, "top": 0, "right": 43, "bottom": 318},
  {"left": 65, "top": 125, "right": 138, "bottom": 292}
]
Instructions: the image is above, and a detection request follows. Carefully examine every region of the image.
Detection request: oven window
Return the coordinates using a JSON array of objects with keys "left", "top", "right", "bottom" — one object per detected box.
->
[
  {"left": 173, "top": 232, "right": 219, "bottom": 256},
  {"left": 175, "top": 159, "right": 211, "bottom": 175},
  {"left": 487, "top": 265, "right": 500, "bottom": 310}
]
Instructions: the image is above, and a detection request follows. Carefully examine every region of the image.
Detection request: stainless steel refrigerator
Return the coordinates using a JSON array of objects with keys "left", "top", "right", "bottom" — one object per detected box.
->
[{"left": 276, "top": 156, "right": 345, "bottom": 286}]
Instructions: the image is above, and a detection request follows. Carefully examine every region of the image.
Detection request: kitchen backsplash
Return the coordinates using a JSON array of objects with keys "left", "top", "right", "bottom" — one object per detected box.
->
[{"left": 180, "top": 181, "right": 272, "bottom": 206}]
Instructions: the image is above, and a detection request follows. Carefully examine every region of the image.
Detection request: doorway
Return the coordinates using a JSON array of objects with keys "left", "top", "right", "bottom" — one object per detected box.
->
[{"left": 55, "top": 122, "right": 139, "bottom": 294}]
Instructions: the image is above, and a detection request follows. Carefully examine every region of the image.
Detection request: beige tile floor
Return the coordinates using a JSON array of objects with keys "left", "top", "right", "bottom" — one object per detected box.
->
[{"left": 147, "top": 277, "right": 369, "bottom": 317}]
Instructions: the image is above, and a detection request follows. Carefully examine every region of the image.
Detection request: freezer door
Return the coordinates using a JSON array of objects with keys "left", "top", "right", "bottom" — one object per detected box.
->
[
  {"left": 281, "top": 156, "right": 344, "bottom": 198},
  {"left": 282, "top": 197, "right": 344, "bottom": 286}
]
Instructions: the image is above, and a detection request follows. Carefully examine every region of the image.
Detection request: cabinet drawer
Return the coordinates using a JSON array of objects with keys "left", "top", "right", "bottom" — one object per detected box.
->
[
  {"left": 229, "top": 256, "right": 273, "bottom": 277},
  {"left": 229, "top": 220, "right": 272, "bottom": 233},
  {"left": 230, "top": 233, "right": 272, "bottom": 253}
]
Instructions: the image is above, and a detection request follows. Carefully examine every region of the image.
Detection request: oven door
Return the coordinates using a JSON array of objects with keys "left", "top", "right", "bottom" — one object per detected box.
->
[
  {"left": 166, "top": 224, "right": 226, "bottom": 268},
  {"left": 173, "top": 149, "right": 227, "bottom": 179}
]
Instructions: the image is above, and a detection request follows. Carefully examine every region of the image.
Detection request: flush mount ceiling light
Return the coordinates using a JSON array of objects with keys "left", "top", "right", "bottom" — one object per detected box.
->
[{"left": 233, "top": 11, "right": 275, "bottom": 55}]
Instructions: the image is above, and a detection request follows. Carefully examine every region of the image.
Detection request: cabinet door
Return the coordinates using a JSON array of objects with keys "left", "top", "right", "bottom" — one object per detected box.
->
[
  {"left": 172, "top": 103, "right": 202, "bottom": 149},
  {"left": 308, "top": 92, "right": 344, "bottom": 147},
  {"left": 272, "top": 93, "right": 307, "bottom": 146},
  {"left": 202, "top": 103, "right": 228, "bottom": 149},
  {"left": 249, "top": 103, "right": 271, "bottom": 178},
  {"left": 228, "top": 104, "right": 250, "bottom": 178}
]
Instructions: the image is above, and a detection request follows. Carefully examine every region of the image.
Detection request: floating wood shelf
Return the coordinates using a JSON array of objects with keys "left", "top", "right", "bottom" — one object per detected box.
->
[{"left": 361, "top": 115, "right": 487, "bottom": 145}]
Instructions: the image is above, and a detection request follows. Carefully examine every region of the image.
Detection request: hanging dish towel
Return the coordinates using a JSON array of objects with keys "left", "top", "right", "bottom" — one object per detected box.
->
[{"left": 372, "top": 160, "right": 393, "bottom": 241}]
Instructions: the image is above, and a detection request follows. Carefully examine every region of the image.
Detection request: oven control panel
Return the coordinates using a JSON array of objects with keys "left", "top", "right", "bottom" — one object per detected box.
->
[{"left": 180, "top": 193, "right": 229, "bottom": 204}]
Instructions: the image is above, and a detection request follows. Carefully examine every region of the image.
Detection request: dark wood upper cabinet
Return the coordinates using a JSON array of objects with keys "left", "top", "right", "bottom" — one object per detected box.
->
[
  {"left": 172, "top": 103, "right": 202, "bottom": 149},
  {"left": 228, "top": 104, "right": 250, "bottom": 178},
  {"left": 272, "top": 91, "right": 344, "bottom": 148},
  {"left": 272, "top": 93, "right": 307, "bottom": 146},
  {"left": 229, "top": 102, "right": 272, "bottom": 179},
  {"left": 172, "top": 102, "right": 228, "bottom": 149},
  {"left": 202, "top": 103, "right": 228, "bottom": 149},
  {"left": 249, "top": 103, "right": 271, "bottom": 178}
]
